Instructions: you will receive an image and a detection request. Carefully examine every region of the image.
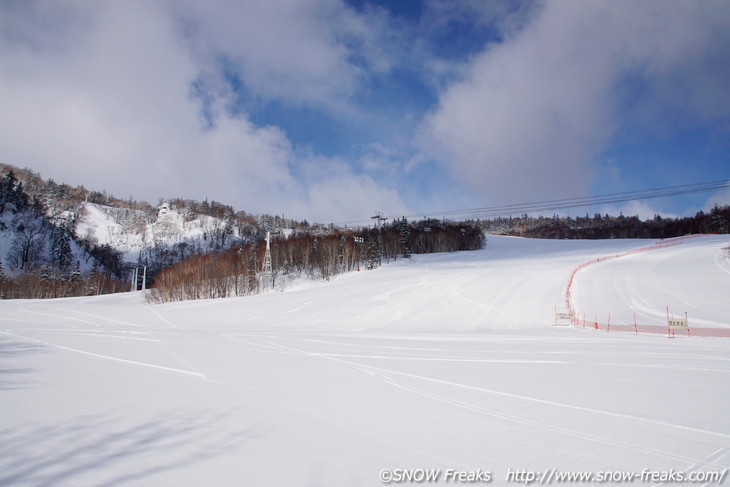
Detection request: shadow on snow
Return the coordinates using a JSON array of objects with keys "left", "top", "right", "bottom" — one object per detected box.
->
[{"left": 0, "top": 409, "right": 265, "bottom": 486}]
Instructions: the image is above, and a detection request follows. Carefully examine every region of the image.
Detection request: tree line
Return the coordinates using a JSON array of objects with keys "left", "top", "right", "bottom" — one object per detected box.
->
[
  {"left": 149, "top": 219, "right": 485, "bottom": 303},
  {"left": 479, "top": 206, "right": 730, "bottom": 239}
]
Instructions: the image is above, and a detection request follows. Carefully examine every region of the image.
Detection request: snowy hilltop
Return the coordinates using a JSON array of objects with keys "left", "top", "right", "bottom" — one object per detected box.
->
[
  {"left": 0, "top": 163, "right": 299, "bottom": 297},
  {"left": 0, "top": 163, "right": 484, "bottom": 300}
]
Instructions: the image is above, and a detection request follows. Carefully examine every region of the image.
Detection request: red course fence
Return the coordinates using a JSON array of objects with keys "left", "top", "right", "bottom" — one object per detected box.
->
[{"left": 563, "top": 234, "right": 730, "bottom": 338}]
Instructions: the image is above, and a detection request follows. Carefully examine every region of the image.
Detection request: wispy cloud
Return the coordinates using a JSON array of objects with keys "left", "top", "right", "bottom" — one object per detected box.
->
[
  {"left": 0, "top": 1, "right": 727, "bottom": 223},
  {"left": 0, "top": 0, "right": 409, "bottom": 222},
  {"left": 703, "top": 182, "right": 730, "bottom": 212},
  {"left": 420, "top": 1, "right": 730, "bottom": 204}
]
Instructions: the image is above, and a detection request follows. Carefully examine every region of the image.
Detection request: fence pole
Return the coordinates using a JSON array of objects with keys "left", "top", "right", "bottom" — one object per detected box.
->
[{"left": 634, "top": 312, "right": 637, "bottom": 335}]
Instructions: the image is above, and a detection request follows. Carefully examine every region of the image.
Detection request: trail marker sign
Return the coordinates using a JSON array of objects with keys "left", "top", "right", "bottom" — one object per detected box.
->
[
  {"left": 554, "top": 308, "right": 574, "bottom": 325},
  {"left": 667, "top": 308, "right": 690, "bottom": 338}
]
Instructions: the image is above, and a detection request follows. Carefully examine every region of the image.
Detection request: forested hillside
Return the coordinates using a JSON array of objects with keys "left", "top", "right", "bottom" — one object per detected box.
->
[
  {"left": 1, "top": 162, "right": 726, "bottom": 302},
  {"left": 0, "top": 164, "right": 485, "bottom": 301},
  {"left": 150, "top": 219, "right": 485, "bottom": 303},
  {"left": 480, "top": 207, "right": 730, "bottom": 239},
  {"left": 0, "top": 168, "right": 123, "bottom": 298},
  {"left": 0, "top": 164, "right": 306, "bottom": 298}
]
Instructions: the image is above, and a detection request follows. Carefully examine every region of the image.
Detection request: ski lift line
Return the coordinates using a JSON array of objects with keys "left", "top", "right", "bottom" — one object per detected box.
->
[
  {"left": 459, "top": 183, "right": 729, "bottom": 217},
  {"left": 336, "top": 181, "right": 725, "bottom": 224},
  {"left": 452, "top": 184, "right": 726, "bottom": 215},
  {"left": 335, "top": 179, "right": 729, "bottom": 226},
  {"left": 408, "top": 180, "right": 728, "bottom": 218},
  {"left": 480, "top": 180, "right": 726, "bottom": 210},
  {"left": 338, "top": 181, "right": 728, "bottom": 225}
]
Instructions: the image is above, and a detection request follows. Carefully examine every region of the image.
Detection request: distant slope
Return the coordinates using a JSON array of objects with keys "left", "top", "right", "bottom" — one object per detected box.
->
[
  {"left": 128, "top": 235, "right": 724, "bottom": 332},
  {"left": 75, "top": 202, "right": 245, "bottom": 261}
]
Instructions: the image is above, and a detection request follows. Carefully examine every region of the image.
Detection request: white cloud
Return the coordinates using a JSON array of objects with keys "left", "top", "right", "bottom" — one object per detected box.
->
[
  {"left": 304, "top": 174, "right": 409, "bottom": 225},
  {"left": 703, "top": 182, "right": 730, "bottom": 212},
  {"left": 420, "top": 1, "right": 730, "bottom": 204},
  {"left": 174, "top": 0, "right": 400, "bottom": 112},
  {"left": 596, "top": 201, "right": 679, "bottom": 221},
  {"left": 5, "top": 1, "right": 724, "bottom": 226},
  {"left": 0, "top": 0, "right": 410, "bottom": 223},
  {"left": 289, "top": 154, "right": 410, "bottom": 224}
]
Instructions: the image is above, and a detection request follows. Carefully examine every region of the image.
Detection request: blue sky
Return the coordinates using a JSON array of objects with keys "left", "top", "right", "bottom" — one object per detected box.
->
[{"left": 1, "top": 0, "right": 728, "bottom": 224}]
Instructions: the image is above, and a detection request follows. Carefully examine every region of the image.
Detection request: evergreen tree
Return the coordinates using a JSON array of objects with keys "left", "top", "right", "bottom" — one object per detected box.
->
[
  {"left": 711, "top": 208, "right": 728, "bottom": 234},
  {"left": 50, "top": 228, "right": 73, "bottom": 273},
  {"left": 88, "top": 260, "right": 102, "bottom": 295},
  {"left": 398, "top": 217, "right": 411, "bottom": 258},
  {"left": 0, "top": 171, "right": 30, "bottom": 213},
  {"left": 366, "top": 239, "right": 380, "bottom": 270},
  {"left": 40, "top": 265, "right": 55, "bottom": 297},
  {"left": 70, "top": 261, "right": 82, "bottom": 282}
]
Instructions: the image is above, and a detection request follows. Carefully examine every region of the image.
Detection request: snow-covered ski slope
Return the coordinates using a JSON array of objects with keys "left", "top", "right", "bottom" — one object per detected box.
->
[
  {"left": 1, "top": 235, "right": 729, "bottom": 486},
  {"left": 570, "top": 235, "right": 730, "bottom": 334}
]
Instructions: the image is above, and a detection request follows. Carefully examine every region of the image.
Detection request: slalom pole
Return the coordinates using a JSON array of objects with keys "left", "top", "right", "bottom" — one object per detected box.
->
[
  {"left": 634, "top": 313, "right": 637, "bottom": 335},
  {"left": 667, "top": 305, "right": 671, "bottom": 338}
]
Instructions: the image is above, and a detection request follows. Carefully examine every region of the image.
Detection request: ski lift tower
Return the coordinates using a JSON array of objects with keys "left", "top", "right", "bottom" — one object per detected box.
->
[
  {"left": 371, "top": 211, "right": 387, "bottom": 229},
  {"left": 371, "top": 211, "right": 387, "bottom": 267},
  {"left": 262, "top": 231, "right": 273, "bottom": 289}
]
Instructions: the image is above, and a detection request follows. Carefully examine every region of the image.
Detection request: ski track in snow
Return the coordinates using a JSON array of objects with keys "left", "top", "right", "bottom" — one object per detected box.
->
[
  {"left": 571, "top": 236, "right": 730, "bottom": 330},
  {"left": 1, "top": 235, "right": 729, "bottom": 486},
  {"left": 224, "top": 332, "right": 730, "bottom": 468}
]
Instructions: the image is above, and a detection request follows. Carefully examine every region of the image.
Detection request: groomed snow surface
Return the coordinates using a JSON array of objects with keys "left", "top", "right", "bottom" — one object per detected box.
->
[{"left": 1, "top": 235, "right": 729, "bottom": 486}]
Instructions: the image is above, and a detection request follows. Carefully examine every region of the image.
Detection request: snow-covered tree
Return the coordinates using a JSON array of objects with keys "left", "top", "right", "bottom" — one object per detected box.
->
[
  {"left": 7, "top": 213, "right": 47, "bottom": 272},
  {"left": 398, "top": 217, "right": 411, "bottom": 259},
  {"left": 0, "top": 171, "right": 30, "bottom": 214},
  {"left": 366, "top": 238, "right": 380, "bottom": 270},
  {"left": 50, "top": 228, "right": 73, "bottom": 273}
]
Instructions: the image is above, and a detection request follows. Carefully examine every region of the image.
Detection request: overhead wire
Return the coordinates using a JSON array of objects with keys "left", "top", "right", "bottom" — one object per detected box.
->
[{"left": 336, "top": 179, "right": 729, "bottom": 227}]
